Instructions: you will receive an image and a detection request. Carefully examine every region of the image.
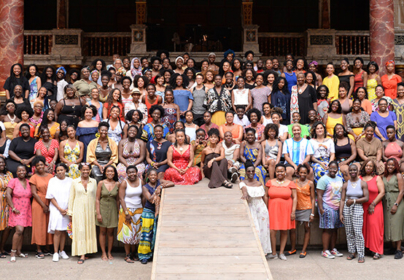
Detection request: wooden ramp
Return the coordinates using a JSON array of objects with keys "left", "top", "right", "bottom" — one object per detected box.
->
[{"left": 151, "top": 178, "right": 273, "bottom": 280}]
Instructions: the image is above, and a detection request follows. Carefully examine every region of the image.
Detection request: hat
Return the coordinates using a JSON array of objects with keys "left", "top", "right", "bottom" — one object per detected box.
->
[{"left": 132, "top": 88, "right": 141, "bottom": 95}]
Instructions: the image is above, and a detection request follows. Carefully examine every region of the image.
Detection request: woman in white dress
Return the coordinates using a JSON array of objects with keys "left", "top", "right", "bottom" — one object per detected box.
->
[
  {"left": 46, "top": 163, "right": 72, "bottom": 262},
  {"left": 240, "top": 162, "right": 271, "bottom": 256}
]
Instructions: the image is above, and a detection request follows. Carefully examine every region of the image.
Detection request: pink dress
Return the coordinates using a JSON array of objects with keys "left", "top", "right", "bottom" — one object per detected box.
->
[
  {"left": 8, "top": 178, "right": 32, "bottom": 227},
  {"left": 164, "top": 146, "right": 202, "bottom": 185}
]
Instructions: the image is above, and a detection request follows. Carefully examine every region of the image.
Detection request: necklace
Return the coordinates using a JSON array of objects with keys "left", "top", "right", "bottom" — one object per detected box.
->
[
  {"left": 276, "top": 179, "right": 285, "bottom": 185},
  {"left": 351, "top": 180, "right": 359, "bottom": 188},
  {"left": 7, "top": 114, "right": 16, "bottom": 124}
]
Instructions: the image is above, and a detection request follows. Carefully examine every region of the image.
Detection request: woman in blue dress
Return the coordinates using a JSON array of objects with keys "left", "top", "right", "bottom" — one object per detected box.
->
[
  {"left": 170, "top": 73, "right": 193, "bottom": 122},
  {"left": 271, "top": 77, "right": 291, "bottom": 124},
  {"left": 239, "top": 128, "right": 267, "bottom": 185},
  {"left": 143, "top": 105, "right": 169, "bottom": 142},
  {"left": 76, "top": 105, "right": 98, "bottom": 160}
]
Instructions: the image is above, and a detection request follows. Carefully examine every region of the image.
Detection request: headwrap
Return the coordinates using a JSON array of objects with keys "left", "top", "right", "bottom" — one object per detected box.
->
[
  {"left": 309, "top": 61, "right": 318, "bottom": 67},
  {"left": 224, "top": 49, "right": 235, "bottom": 59},
  {"left": 130, "top": 57, "right": 143, "bottom": 77},
  {"left": 81, "top": 66, "right": 90, "bottom": 72},
  {"left": 385, "top": 60, "right": 395, "bottom": 66},
  {"left": 208, "top": 53, "right": 216, "bottom": 57},
  {"left": 56, "top": 66, "right": 67, "bottom": 75},
  {"left": 175, "top": 56, "right": 184, "bottom": 64},
  {"left": 90, "top": 70, "right": 99, "bottom": 76}
]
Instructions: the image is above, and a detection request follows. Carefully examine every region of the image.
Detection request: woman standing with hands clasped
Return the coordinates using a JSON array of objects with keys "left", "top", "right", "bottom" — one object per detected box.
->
[
  {"left": 96, "top": 165, "right": 120, "bottom": 261},
  {"left": 340, "top": 164, "right": 369, "bottom": 263}
]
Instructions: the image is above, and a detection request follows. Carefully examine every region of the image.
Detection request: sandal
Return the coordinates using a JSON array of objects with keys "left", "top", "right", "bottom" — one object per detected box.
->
[
  {"left": 223, "top": 181, "right": 233, "bottom": 188},
  {"left": 17, "top": 253, "right": 28, "bottom": 258},
  {"left": 10, "top": 250, "right": 16, "bottom": 263},
  {"left": 35, "top": 251, "right": 45, "bottom": 259},
  {"left": 125, "top": 254, "right": 134, "bottom": 263},
  {"left": 346, "top": 254, "right": 356, "bottom": 260},
  {"left": 373, "top": 253, "right": 381, "bottom": 260},
  {"left": 77, "top": 258, "right": 85, "bottom": 264},
  {"left": 130, "top": 253, "right": 139, "bottom": 261},
  {"left": 358, "top": 256, "right": 365, "bottom": 263},
  {"left": 285, "top": 249, "right": 296, "bottom": 256},
  {"left": 0, "top": 253, "right": 6, "bottom": 259},
  {"left": 299, "top": 252, "right": 307, "bottom": 258}
]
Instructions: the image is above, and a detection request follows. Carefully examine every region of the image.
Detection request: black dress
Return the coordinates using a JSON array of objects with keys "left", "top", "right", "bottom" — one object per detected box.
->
[
  {"left": 339, "top": 75, "right": 354, "bottom": 94},
  {"left": 146, "top": 140, "right": 171, "bottom": 173},
  {"left": 42, "top": 81, "right": 58, "bottom": 101},
  {"left": 203, "top": 152, "right": 228, "bottom": 188},
  {"left": 3, "top": 77, "right": 30, "bottom": 99},
  {"left": 6, "top": 137, "right": 37, "bottom": 176},
  {"left": 298, "top": 86, "right": 317, "bottom": 124},
  {"left": 57, "top": 98, "right": 83, "bottom": 128}
]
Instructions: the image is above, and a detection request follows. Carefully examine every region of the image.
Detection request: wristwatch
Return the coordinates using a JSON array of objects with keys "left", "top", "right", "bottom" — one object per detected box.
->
[
  {"left": 125, "top": 211, "right": 129, "bottom": 215},
  {"left": 394, "top": 202, "right": 399, "bottom": 207}
]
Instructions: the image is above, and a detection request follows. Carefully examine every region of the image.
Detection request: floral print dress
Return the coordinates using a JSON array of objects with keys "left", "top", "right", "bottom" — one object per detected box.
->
[{"left": 63, "top": 142, "right": 81, "bottom": 179}]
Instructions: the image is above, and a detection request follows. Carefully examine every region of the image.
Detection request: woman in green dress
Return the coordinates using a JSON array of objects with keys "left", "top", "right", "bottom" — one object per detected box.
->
[
  {"left": 95, "top": 165, "right": 119, "bottom": 261},
  {"left": 383, "top": 158, "right": 404, "bottom": 259}
]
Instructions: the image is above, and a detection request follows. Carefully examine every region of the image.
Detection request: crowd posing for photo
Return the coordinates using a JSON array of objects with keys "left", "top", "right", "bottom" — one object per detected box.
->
[{"left": 1, "top": 52, "right": 404, "bottom": 264}]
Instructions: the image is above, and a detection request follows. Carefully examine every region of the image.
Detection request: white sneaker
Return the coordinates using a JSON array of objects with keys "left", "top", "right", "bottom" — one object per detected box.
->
[
  {"left": 279, "top": 254, "right": 287, "bottom": 261},
  {"left": 331, "top": 248, "right": 343, "bottom": 257},
  {"left": 266, "top": 253, "right": 278, "bottom": 260},
  {"left": 322, "top": 250, "right": 335, "bottom": 259},
  {"left": 59, "top": 251, "right": 69, "bottom": 260},
  {"left": 52, "top": 253, "right": 59, "bottom": 262}
]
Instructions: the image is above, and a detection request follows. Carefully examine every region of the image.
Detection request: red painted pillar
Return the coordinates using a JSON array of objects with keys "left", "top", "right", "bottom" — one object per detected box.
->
[
  {"left": 370, "top": 0, "right": 394, "bottom": 76},
  {"left": 0, "top": 0, "right": 24, "bottom": 93}
]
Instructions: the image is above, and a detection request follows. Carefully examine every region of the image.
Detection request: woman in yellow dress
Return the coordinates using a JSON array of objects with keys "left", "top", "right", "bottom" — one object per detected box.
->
[
  {"left": 67, "top": 163, "right": 98, "bottom": 264},
  {"left": 59, "top": 126, "right": 84, "bottom": 179},
  {"left": 0, "top": 100, "right": 19, "bottom": 140},
  {"left": 367, "top": 61, "right": 381, "bottom": 101},
  {"left": 323, "top": 100, "right": 354, "bottom": 141},
  {"left": 34, "top": 109, "right": 60, "bottom": 140}
]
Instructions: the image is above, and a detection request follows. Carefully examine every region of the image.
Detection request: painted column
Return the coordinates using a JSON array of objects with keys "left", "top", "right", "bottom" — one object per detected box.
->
[
  {"left": 370, "top": 0, "right": 395, "bottom": 76},
  {"left": 0, "top": 0, "right": 24, "bottom": 95}
]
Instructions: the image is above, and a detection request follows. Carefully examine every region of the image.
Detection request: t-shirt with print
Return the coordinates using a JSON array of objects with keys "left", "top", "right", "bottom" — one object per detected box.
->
[
  {"left": 316, "top": 175, "right": 343, "bottom": 210},
  {"left": 310, "top": 138, "right": 335, "bottom": 159},
  {"left": 282, "top": 138, "right": 313, "bottom": 165}
]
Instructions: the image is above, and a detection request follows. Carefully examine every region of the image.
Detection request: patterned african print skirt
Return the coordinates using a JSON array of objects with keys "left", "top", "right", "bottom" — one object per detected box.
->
[
  {"left": 138, "top": 208, "right": 158, "bottom": 261},
  {"left": 117, "top": 207, "right": 143, "bottom": 245}
]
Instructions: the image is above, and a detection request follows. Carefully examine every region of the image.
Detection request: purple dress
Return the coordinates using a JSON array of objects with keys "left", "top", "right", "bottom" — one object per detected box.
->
[
  {"left": 162, "top": 107, "right": 178, "bottom": 133},
  {"left": 251, "top": 87, "right": 271, "bottom": 114},
  {"left": 370, "top": 111, "right": 397, "bottom": 140}
]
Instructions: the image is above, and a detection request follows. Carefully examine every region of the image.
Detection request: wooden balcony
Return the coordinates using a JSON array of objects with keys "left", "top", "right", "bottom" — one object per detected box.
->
[
  {"left": 335, "top": 31, "right": 370, "bottom": 55},
  {"left": 258, "top": 33, "right": 306, "bottom": 57},
  {"left": 82, "top": 32, "right": 131, "bottom": 57}
]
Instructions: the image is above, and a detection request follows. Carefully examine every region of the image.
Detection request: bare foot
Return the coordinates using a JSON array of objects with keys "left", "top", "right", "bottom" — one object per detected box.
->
[
  {"left": 101, "top": 254, "right": 108, "bottom": 261},
  {"left": 108, "top": 253, "right": 114, "bottom": 260}
]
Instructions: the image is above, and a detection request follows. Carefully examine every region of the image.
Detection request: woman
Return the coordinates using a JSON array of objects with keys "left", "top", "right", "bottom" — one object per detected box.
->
[
  {"left": 232, "top": 58, "right": 243, "bottom": 79},
  {"left": 265, "top": 70, "right": 278, "bottom": 92},
  {"left": 334, "top": 124, "right": 358, "bottom": 181},
  {"left": 73, "top": 67, "right": 98, "bottom": 98},
  {"left": 123, "top": 109, "right": 146, "bottom": 140},
  {"left": 372, "top": 85, "right": 393, "bottom": 112},
  {"left": 340, "top": 164, "right": 369, "bottom": 263},
  {"left": 316, "top": 85, "right": 330, "bottom": 119},
  {"left": 338, "top": 82, "right": 352, "bottom": 115},
  {"left": 133, "top": 75, "right": 148, "bottom": 96},
  {"left": 45, "top": 163, "right": 72, "bottom": 262},
  {"left": 26, "top": 64, "right": 41, "bottom": 105},
  {"left": 200, "top": 128, "right": 232, "bottom": 188},
  {"left": 251, "top": 73, "right": 271, "bottom": 115},
  {"left": 191, "top": 74, "right": 207, "bottom": 126},
  {"left": 7, "top": 124, "right": 36, "bottom": 176},
  {"left": 144, "top": 105, "right": 170, "bottom": 142},
  {"left": 381, "top": 60, "right": 402, "bottom": 99},
  {"left": 4, "top": 63, "right": 29, "bottom": 99},
  {"left": 305, "top": 71, "right": 317, "bottom": 89},
  {"left": 118, "top": 165, "right": 143, "bottom": 263},
  {"left": 77, "top": 105, "right": 99, "bottom": 160},
  {"left": 266, "top": 163, "right": 297, "bottom": 261},
  {"left": 124, "top": 88, "right": 148, "bottom": 124},
  {"left": 0, "top": 100, "right": 19, "bottom": 140},
  {"left": 232, "top": 77, "right": 251, "bottom": 112},
  {"left": 117, "top": 125, "right": 146, "bottom": 182},
  {"left": 222, "top": 131, "right": 240, "bottom": 183},
  {"left": 261, "top": 102, "right": 273, "bottom": 126},
  {"left": 392, "top": 83, "right": 404, "bottom": 141},
  {"left": 367, "top": 61, "right": 381, "bottom": 101},
  {"left": 245, "top": 108, "right": 265, "bottom": 141},
  {"left": 11, "top": 85, "right": 31, "bottom": 109},
  {"left": 173, "top": 56, "right": 185, "bottom": 74},
  {"left": 104, "top": 106, "right": 126, "bottom": 143},
  {"left": 40, "top": 66, "right": 58, "bottom": 100},
  {"left": 142, "top": 84, "right": 162, "bottom": 123},
  {"left": 6, "top": 165, "right": 31, "bottom": 262},
  {"left": 34, "top": 109, "right": 60, "bottom": 140},
  {"left": 239, "top": 128, "right": 267, "bottom": 185},
  {"left": 308, "top": 61, "right": 322, "bottom": 86},
  {"left": 87, "top": 122, "right": 119, "bottom": 183},
  {"left": 204, "top": 70, "right": 215, "bottom": 90},
  {"left": 103, "top": 88, "right": 125, "bottom": 122},
  {"left": 30, "top": 87, "right": 48, "bottom": 111},
  {"left": 164, "top": 129, "right": 202, "bottom": 185},
  {"left": 13, "top": 105, "right": 35, "bottom": 139},
  {"left": 346, "top": 99, "right": 370, "bottom": 141},
  {"left": 338, "top": 58, "right": 355, "bottom": 98},
  {"left": 155, "top": 74, "right": 166, "bottom": 102},
  {"left": 99, "top": 73, "right": 112, "bottom": 103},
  {"left": 121, "top": 77, "right": 133, "bottom": 108},
  {"left": 317, "top": 161, "right": 344, "bottom": 259},
  {"left": 162, "top": 87, "right": 180, "bottom": 133},
  {"left": 55, "top": 84, "right": 85, "bottom": 127},
  {"left": 95, "top": 165, "right": 119, "bottom": 261},
  {"left": 34, "top": 127, "right": 59, "bottom": 174},
  {"left": 170, "top": 74, "right": 193, "bottom": 122},
  {"left": 323, "top": 100, "right": 347, "bottom": 138},
  {"left": 30, "top": 101, "right": 44, "bottom": 126},
  {"left": 357, "top": 123, "right": 385, "bottom": 175},
  {"left": 30, "top": 156, "right": 54, "bottom": 258},
  {"left": 87, "top": 88, "right": 103, "bottom": 121},
  {"left": 323, "top": 63, "right": 340, "bottom": 101},
  {"left": 126, "top": 57, "right": 142, "bottom": 81},
  {"left": 286, "top": 164, "right": 315, "bottom": 258},
  {"left": 382, "top": 158, "right": 404, "bottom": 259},
  {"left": 68, "top": 69, "right": 80, "bottom": 84},
  {"left": 139, "top": 169, "right": 174, "bottom": 264},
  {"left": 371, "top": 98, "right": 397, "bottom": 141},
  {"left": 240, "top": 161, "right": 271, "bottom": 256},
  {"left": 262, "top": 124, "right": 282, "bottom": 179},
  {"left": 205, "top": 75, "right": 232, "bottom": 126},
  {"left": 59, "top": 125, "right": 84, "bottom": 179},
  {"left": 383, "top": 126, "right": 404, "bottom": 172},
  {"left": 271, "top": 77, "right": 291, "bottom": 124},
  {"left": 146, "top": 125, "right": 171, "bottom": 180},
  {"left": 166, "top": 121, "right": 191, "bottom": 144},
  {"left": 185, "top": 67, "right": 196, "bottom": 89},
  {"left": 67, "top": 163, "right": 98, "bottom": 264},
  {"left": 290, "top": 72, "right": 317, "bottom": 124},
  {"left": 271, "top": 111, "right": 289, "bottom": 142},
  {"left": 184, "top": 111, "right": 199, "bottom": 142},
  {"left": 360, "top": 159, "right": 385, "bottom": 259},
  {"left": 353, "top": 57, "right": 368, "bottom": 92},
  {"left": 0, "top": 157, "right": 13, "bottom": 258},
  {"left": 200, "top": 111, "right": 219, "bottom": 138},
  {"left": 58, "top": 120, "right": 68, "bottom": 142},
  {"left": 282, "top": 60, "right": 296, "bottom": 93},
  {"left": 353, "top": 87, "right": 372, "bottom": 115},
  {"left": 310, "top": 122, "right": 337, "bottom": 184},
  {"left": 219, "top": 111, "right": 243, "bottom": 144}
]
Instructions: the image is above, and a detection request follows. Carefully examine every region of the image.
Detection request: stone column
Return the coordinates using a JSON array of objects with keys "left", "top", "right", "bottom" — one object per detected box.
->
[
  {"left": 57, "top": 0, "right": 69, "bottom": 29},
  {"left": 370, "top": 0, "right": 395, "bottom": 76},
  {"left": 0, "top": 0, "right": 24, "bottom": 95}
]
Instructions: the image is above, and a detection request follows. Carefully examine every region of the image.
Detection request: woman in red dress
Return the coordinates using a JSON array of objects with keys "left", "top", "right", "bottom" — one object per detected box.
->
[
  {"left": 266, "top": 163, "right": 297, "bottom": 261},
  {"left": 360, "top": 159, "right": 385, "bottom": 259},
  {"left": 164, "top": 129, "right": 202, "bottom": 185},
  {"left": 34, "top": 127, "right": 59, "bottom": 174},
  {"left": 381, "top": 60, "right": 402, "bottom": 99}
]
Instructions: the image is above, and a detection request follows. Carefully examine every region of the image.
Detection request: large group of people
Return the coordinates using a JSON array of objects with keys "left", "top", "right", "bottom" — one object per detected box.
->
[{"left": 1, "top": 51, "right": 404, "bottom": 265}]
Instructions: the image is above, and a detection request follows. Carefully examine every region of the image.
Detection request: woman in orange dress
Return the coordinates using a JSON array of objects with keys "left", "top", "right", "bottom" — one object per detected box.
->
[
  {"left": 219, "top": 111, "right": 243, "bottom": 144},
  {"left": 266, "top": 163, "right": 297, "bottom": 261},
  {"left": 30, "top": 156, "right": 54, "bottom": 258},
  {"left": 381, "top": 60, "right": 402, "bottom": 99},
  {"left": 142, "top": 84, "right": 162, "bottom": 123}
]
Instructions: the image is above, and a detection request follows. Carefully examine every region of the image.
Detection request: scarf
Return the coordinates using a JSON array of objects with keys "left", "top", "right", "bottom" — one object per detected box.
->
[{"left": 130, "top": 57, "right": 143, "bottom": 77}]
